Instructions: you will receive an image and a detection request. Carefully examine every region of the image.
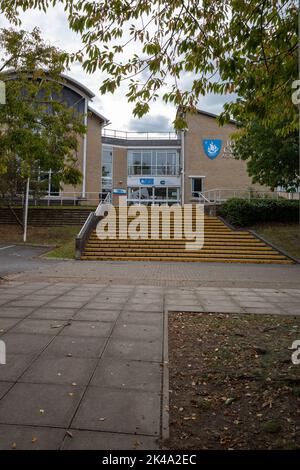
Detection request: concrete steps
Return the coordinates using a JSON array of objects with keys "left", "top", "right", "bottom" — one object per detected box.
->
[{"left": 81, "top": 209, "right": 293, "bottom": 264}]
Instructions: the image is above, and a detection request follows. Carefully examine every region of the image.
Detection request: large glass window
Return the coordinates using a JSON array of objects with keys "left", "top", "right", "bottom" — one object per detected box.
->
[
  {"left": 102, "top": 147, "right": 113, "bottom": 190},
  {"left": 128, "top": 149, "right": 179, "bottom": 176}
]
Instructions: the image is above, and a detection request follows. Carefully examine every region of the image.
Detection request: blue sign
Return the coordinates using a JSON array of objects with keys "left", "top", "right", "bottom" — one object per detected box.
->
[
  {"left": 140, "top": 178, "right": 154, "bottom": 185},
  {"left": 203, "top": 139, "right": 222, "bottom": 159},
  {"left": 113, "top": 188, "right": 127, "bottom": 195}
]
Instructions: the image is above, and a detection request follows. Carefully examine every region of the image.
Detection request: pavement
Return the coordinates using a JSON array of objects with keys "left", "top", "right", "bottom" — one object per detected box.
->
[
  {"left": 0, "top": 245, "right": 57, "bottom": 278},
  {"left": 9, "top": 257, "right": 300, "bottom": 289},
  {"left": 0, "top": 250, "right": 300, "bottom": 449}
]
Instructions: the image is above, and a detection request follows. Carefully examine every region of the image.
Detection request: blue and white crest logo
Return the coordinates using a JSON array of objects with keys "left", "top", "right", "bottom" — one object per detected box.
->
[{"left": 203, "top": 139, "right": 222, "bottom": 159}]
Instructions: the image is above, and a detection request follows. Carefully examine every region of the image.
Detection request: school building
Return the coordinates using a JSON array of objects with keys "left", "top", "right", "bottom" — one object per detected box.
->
[{"left": 42, "top": 74, "right": 264, "bottom": 205}]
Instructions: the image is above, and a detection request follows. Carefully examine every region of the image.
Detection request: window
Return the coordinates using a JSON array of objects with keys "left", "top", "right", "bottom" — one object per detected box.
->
[
  {"left": 191, "top": 178, "right": 203, "bottom": 197},
  {"left": 168, "top": 188, "right": 179, "bottom": 200},
  {"left": 154, "top": 187, "right": 167, "bottom": 200},
  {"left": 102, "top": 147, "right": 113, "bottom": 190},
  {"left": 128, "top": 149, "right": 179, "bottom": 176}
]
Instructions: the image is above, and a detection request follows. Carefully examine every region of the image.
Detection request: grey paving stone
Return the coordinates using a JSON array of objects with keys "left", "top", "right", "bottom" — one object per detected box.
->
[
  {"left": 104, "top": 338, "right": 162, "bottom": 362},
  {"left": 60, "top": 321, "right": 113, "bottom": 337},
  {"left": 1, "top": 333, "right": 53, "bottom": 355},
  {"left": 202, "top": 306, "right": 243, "bottom": 313},
  {"left": 43, "top": 335, "right": 106, "bottom": 358},
  {"left": 0, "top": 318, "right": 21, "bottom": 335},
  {"left": 0, "top": 383, "right": 84, "bottom": 427},
  {"left": 47, "top": 300, "right": 88, "bottom": 309},
  {"left": 113, "top": 323, "right": 162, "bottom": 341},
  {"left": 0, "top": 354, "right": 35, "bottom": 381},
  {"left": 73, "top": 309, "right": 120, "bottom": 322},
  {"left": 0, "top": 382, "right": 14, "bottom": 400},
  {"left": 84, "top": 302, "right": 126, "bottom": 310},
  {"left": 125, "top": 303, "right": 163, "bottom": 312},
  {"left": 72, "top": 387, "right": 160, "bottom": 435},
  {"left": 243, "top": 307, "right": 285, "bottom": 315},
  {"left": 29, "top": 308, "right": 78, "bottom": 320},
  {"left": 62, "top": 430, "right": 158, "bottom": 450},
  {"left": 21, "top": 355, "right": 98, "bottom": 386},
  {"left": 0, "top": 424, "right": 66, "bottom": 450},
  {"left": 119, "top": 311, "right": 163, "bottom": 326},
  {"left": 167, "top": 304, "right": 205, "bottom": 312},
  {"left": 237, "top": 301, "right": 277, "bottom": 308},
  {"left": 6, "top": 299, "right": 50, "bottom": 308},
  {"left": 284, "top": 306, "right": 300, "bottom": 315},
  {"left": 11, "top": 319, "right": 66, "bottom": 335},
  {"left": 0, "top": 307, "right": 34, "bottom": 318},
  {"left": 91, "top": 359, "right": 161, "bottom": 392},
  {"left": 0, "top": 299, "right": 12, "bottom": 306}
]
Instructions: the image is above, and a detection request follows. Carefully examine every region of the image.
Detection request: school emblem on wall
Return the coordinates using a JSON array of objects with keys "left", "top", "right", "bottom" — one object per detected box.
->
[{"left": 203, "top": 139, "right": 222, "bottom": 159}]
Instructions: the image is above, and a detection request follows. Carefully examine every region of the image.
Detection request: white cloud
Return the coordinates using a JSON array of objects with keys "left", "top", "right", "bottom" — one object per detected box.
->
[{"left": 0, "top": 5, "right": 232, "bottom": 131}]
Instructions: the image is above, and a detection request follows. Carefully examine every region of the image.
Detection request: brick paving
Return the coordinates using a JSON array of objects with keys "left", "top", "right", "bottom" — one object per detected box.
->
[{"left": 0, "top": 277, "right": 299, "bottom": 449}]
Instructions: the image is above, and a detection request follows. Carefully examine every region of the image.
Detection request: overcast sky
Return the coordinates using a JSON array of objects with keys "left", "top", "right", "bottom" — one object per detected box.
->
[{"left": 0, "top": 4, "right": 231, "bottom": 132}]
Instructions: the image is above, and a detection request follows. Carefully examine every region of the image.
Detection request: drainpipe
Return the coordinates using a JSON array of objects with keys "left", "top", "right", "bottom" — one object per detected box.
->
[
  {"left": 82, "top": 98, "right": 88, "bottom": 198},
  {"left": 181, "top": 130, "right": 185, "bottom": 205}
]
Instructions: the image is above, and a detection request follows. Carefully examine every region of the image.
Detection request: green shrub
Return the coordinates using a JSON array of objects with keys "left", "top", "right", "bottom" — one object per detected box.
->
[{"left": 218, "top": 198, "right": 299, "bottom": 227}]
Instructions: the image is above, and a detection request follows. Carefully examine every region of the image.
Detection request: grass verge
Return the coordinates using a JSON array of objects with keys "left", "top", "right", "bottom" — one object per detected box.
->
[
  {"left": 251, "top": 223, "right": 299, "bottom": 260},
  {"left": 0, "top": 224, "right": 80, "bottom": 259}
]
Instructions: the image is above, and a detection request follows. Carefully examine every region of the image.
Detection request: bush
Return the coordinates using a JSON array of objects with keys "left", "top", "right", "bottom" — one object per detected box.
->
[{"left": 218, "top": 198, "right": 299, "bottom": 227}]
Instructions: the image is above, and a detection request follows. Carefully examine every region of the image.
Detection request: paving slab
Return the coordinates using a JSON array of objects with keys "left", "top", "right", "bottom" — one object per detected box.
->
[
  {"left": 21, "top": 355, "right": 98, "bottom": 386},
  {"left": 113, "top": 322, "right": 163, "bottom": 341},
  {"left": 0, "top": 382, "right": 84, "bottom": 427},
  {"left": 29, "top": 308, "right": 78, "bottom": 320},
  {"left": 125, "top": 303, "right": 164, "bottom": 312},
  {"left": 0, "top": 354, "right": 36, "bottom": 381},
  {"left": 83, "top": 301, "right": 127, "bottom": 310},
  {"left": 91, "top": 358, "right": 161, "bottom": 392},
  {"left": 0, "top": 333, "right": 53, "bottom": 355},
  {"left": 0, "top": 318, "right": 22, "bottom": 335},
  {"left": 43, "top": 335, "right": 106, "bottom": 358},
  {"left": 0, "top": 307, "right": 34, "bottom": 318},
  {"left": 62, "top": 430, "right": 158, "bottom": 450},
  {"left": 0, "top": 382, "right": 14, "bottom": 400},
  {"left": 72, "top": 387, "right": 160, "bottom": 435},
  {"left": 46, "top": 300, "right": 88, "bottom": 309},
  {"left": 0, "top": 424, "right": 66, "bottom": 450},
  {"left": 119, "top": 311, "right": 163, "bottom": 327},
  {"left": 6, "top": 299, "right": 51, "bottom": 308},
  {"left": 11, "top": 319, "right": 66, "bottom": 336},
  {"left": 60, "top": 321, "right": 113, "bottom": 337},
  {"left": 103, "top": 338, "right": 162, "bottom": 362},
  {"left": 73, "top": 309, "right": 120, "bottom": 322}
]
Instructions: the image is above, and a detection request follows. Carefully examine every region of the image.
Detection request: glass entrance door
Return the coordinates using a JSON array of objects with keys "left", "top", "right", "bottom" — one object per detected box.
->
[{"left": 127, "top": 186, "right": 180, "bottom": 205}]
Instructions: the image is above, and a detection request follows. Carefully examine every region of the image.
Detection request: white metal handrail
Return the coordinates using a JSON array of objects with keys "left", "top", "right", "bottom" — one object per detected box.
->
[
  {"left": 193, "top": 188, "right": 300, "bottom": 204},
  {"left": 95, "top": 191, "right": 112, "bottom": 216}
]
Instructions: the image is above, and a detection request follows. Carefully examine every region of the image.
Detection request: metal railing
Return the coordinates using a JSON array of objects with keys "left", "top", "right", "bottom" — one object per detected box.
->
[
  {"left": 75, "top": 192, "right": 112, "bottom": 259},
  {"left": 0, "top": 191, "right": 103, "bottom": 207},
  {"left": 95, "top": 191, "right": 112, "bottom": 216},
  {"left": 102, "top": 128, "right": 179, "bottom": 140},
  {"left": 192, "top": 188, "right": 300, "bottom": 204}
]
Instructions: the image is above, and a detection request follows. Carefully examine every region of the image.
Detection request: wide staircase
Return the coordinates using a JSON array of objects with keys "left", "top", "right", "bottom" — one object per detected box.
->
[{"left": 81, "top": 206, "right": 293, "bottom": 264}]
